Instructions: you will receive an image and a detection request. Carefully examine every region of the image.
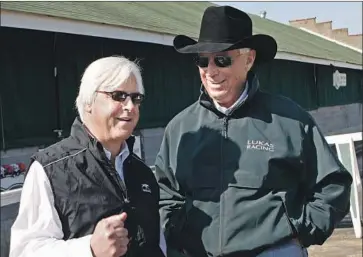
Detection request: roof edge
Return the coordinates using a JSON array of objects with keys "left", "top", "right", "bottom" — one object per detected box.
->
[
  {"left": 298, "top": 27, "right": 362, "bottom": 53},
  {"left": 276, "top": 52, "right": 362, "bottom": 70}
]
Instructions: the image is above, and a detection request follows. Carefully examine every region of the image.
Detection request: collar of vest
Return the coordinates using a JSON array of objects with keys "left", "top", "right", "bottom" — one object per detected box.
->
[{"left": 70, "top": 117, "right": 136, "bottom": 156}]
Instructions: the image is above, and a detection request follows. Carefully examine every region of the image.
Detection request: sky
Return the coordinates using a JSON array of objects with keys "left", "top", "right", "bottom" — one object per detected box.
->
[{"left": 213, "top": 2, "right": 362, "bottom": 35}]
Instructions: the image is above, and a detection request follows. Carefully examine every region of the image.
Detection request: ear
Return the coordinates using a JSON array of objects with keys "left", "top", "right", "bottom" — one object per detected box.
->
[
  {"left": 246, "top": 50, "right": 256, "bottom": 71},
  {"left": 84, "top": 103, "right": 92, "bottom": 113}
]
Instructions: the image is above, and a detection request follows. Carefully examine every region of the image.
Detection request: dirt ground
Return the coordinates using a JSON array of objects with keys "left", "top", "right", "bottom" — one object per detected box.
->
[{"left": 308, "top": 228, "right": 362, "bottom": 257}]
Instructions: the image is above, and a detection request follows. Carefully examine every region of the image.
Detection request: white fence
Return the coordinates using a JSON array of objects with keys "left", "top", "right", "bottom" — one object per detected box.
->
[
  {"left": 325, "top": 132, "right": 362, "bottom": 238},
  {"left": 1, "top": 188, "right": 22, "bottom": 207}
]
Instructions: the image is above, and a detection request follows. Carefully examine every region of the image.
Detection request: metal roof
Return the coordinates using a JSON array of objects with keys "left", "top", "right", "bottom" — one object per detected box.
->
[{"left": 1, "top": 1, "right": 362, "bottom": 65}]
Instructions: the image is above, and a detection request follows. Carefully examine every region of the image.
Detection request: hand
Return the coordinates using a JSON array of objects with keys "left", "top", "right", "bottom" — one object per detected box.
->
[
  {"left": 293, "top": 237, "right": 302, "bottom": 246},
  {"left": 90, "top": 212, "right": 129, "bottom": 257}
]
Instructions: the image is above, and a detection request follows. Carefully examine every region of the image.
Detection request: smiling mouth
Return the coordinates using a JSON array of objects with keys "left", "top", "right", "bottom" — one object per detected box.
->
[
  {"left": 117, "top": 117, "right": 132, "bottom": 122},
  {"left": 209, "top": 80, "right": 225, "bottom": 85}
]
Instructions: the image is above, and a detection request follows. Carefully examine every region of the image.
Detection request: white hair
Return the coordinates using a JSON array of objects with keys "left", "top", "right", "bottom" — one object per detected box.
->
[
  {"left": 239, "top": 48, "right": 251, "bottom": 54},
  {"left": 75, "top": 56, "right": 144, "bottom": 121}
]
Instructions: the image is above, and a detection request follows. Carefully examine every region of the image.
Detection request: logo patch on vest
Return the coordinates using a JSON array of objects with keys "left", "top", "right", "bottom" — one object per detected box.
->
[
  {"left": 247, "top": 140, "right": 275, "bottom": 152},
  {"left": 141, "top": 183, "right": 152, "bottom": 193}
]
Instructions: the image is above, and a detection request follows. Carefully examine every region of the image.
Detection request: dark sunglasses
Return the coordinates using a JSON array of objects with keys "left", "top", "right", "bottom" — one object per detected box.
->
[
  {"left": 195, "top": 55, "right": 234, "bottom": 68},
  {"left": 96, "top": 90, "right": 145, "bottom": 105}
]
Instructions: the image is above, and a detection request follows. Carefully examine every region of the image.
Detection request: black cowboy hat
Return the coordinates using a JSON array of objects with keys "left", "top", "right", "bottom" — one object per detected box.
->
[{"left": 173, "top": 5, "right": 277, "bottom": 64}]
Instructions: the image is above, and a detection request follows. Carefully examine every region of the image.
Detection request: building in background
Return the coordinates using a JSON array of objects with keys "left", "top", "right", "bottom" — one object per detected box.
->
[{"left": 289, "top": 17, "right": 362, "bottom": 51}]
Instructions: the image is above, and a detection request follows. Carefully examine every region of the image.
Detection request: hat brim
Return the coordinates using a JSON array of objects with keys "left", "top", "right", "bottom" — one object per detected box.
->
[{"left": 173, "top": 34, "right": 277, "bottom": 64}]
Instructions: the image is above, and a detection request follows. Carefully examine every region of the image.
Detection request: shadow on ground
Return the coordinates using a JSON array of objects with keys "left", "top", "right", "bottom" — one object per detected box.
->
[{"left": 308, "top": 228, "right": 362, "bottom": 257}]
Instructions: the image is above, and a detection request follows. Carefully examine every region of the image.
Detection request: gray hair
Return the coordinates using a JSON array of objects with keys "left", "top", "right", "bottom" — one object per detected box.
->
[
  {"left": 239, "top": 48, "right": 251, "bottom": 54},
  {"left": 75, "top": 56, "right": 144, "bottom": 121}
]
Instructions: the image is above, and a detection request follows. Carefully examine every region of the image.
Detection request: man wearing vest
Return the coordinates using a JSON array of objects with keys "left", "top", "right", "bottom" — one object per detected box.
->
[{"left": 10, "top": 56, "right": 166, "bottom": 257}]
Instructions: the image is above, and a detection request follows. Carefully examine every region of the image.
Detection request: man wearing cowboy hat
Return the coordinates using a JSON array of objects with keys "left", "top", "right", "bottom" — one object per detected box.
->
[{"left": 154, "top": 5, "right": 352, "bottom": 257}]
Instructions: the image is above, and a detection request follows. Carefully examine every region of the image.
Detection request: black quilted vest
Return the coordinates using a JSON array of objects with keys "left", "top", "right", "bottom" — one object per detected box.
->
[{"left": 31, "top": 117, "right": 164, "bottom": 257}]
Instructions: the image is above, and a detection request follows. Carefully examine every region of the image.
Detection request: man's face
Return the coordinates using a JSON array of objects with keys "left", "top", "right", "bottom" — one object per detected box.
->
[
  {"left": 198, "top": 48, "right": 256, "bottom": 108},
  {"left": 87, "top": 75, "right": 141, "bottom": 144}
]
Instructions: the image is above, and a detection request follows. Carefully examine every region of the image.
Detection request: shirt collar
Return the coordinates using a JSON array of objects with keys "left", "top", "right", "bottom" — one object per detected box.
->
[
  {"left": 213, "top": 80, "right": 249, "bottom": 115},
  {"left": 103, "top": 142, "right": 130, "bottom": 162}
]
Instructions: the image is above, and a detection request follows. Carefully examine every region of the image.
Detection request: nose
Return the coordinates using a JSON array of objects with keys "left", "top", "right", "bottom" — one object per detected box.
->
[
  {"left": 122, "top": 96, "right": 136, "bottom": 112},
  {"left": 206, "top": 58, "right": 219, "bottom": 77}
]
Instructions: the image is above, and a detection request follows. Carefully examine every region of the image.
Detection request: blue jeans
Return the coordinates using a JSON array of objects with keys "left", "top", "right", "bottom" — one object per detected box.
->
[{"left": 257, "top": 239, "right": 308, "bottom": 257}]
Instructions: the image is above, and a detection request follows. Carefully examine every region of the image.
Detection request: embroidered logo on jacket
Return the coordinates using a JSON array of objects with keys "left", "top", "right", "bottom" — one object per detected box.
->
[
  {"left": 247, "top": 140, "right": 275, "bottom": 152},
  {"left": 141, "top": 184, "right": 152, "bottom": 193}
]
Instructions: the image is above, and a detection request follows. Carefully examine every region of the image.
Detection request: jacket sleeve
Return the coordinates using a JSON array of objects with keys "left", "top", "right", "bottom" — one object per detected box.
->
[
  {"left": 295, "top": 115, "right": 353, "bottom": 247},
  {"left": 154, "top": 126, "right": 187, "bottom": 253}
]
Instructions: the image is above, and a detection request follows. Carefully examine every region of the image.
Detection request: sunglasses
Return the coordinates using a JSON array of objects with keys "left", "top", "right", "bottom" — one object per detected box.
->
[
  {"left": 195, "top": 55, "right": 235, "bottom": 68},
  {"left": 96, "top": 90, "right": 145, "bottom": 105}
]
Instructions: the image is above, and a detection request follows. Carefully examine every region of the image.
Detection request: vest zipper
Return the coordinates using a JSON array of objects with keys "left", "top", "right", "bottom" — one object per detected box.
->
[
  {"left": 108, "top": 158, "right": 130, "bottom": 204},
  {"left": 86, "top": 130, "right": 130, "bottom": 204}
]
